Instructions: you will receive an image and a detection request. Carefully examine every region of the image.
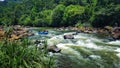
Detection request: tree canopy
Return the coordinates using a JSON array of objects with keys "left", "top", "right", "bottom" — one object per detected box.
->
[{"left": 0, "top": 0, "right": 120, "bottom": 27}]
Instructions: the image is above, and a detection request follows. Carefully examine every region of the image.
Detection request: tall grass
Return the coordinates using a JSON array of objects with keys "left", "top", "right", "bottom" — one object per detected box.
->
[{"left": 0, "top": 39, "right": 55, "bottom": 68}]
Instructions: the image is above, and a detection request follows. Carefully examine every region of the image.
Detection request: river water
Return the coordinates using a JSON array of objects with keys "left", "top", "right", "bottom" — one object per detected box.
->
[{"left": 29, "top": 28, "right": 120, "bottom": 68}]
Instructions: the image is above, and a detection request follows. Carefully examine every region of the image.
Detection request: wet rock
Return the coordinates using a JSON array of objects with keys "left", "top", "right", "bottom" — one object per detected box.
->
[
  {"left": 34, "top": 39, "right": 45, "bottom": 44},
  {"left": 0, "top": 25, "right": 34, "bottom": 40},
  {"left": 72, "top": 32, "right": 78, "bottom": 35},
  {"left": 63, "top": 34, "right": 74, "bottom": 39},
  {"left": 104, "top": 26, "right": 113, "bottom": 31},
  {"left": 47, "top": 45, "right": 61, "bottom": 53},
  {"left": 10, "top": 34, "right": 21, "bottom": 40},
  {"left": 75, "top": 30, "right": 83, "bottom": 34},
  {"left": 13, "top": 25, "right": 24, "bottom": 31},
  {"left": 32, "top": 39, "right": 61, "bottom": 53},
  {"left": 111, "top": 27, "right": 120, "bottom": 40},
  {"left": 84, "top": 30, "right": 93, "bottom": 33},
  {"left": 31, "top": 39, "right": 46, "bottom": 49}
]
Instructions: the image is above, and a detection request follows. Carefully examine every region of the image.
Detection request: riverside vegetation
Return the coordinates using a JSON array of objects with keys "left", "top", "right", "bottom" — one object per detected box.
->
[
  {"left": 0, "top": 0, "right": 120, "bottom": 68},
  {"left": 0, "top": 38, "right": 55, "bottom": 68},
  {"left": 0, "top": 25, "right": 55, "bottom": 68},
  {"left": 0, "top": 0, "right": 120, "bottom": 27}
]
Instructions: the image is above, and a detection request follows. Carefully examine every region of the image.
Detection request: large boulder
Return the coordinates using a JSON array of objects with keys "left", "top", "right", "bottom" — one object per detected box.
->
[
  {"left": 47, "top": 45, "right": 61, "bottom": 53},
  {"left": 32, "top": 39, "right": 61, "bottom": 53},
  {"left": 63, "top": 34, "right": 74, "bottom": 39}
]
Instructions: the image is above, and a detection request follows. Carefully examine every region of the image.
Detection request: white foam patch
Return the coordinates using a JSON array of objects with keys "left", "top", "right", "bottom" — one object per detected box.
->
[
  {"left": 35, "top": 32, "right": 39, "bottom": 35},
  {"left": 47, "top": 35, "right": 63, "bottom": 46},
  {"left": 114, "top": 48, "right": 120, "bottom": 52},
  {"left": 74, "top": 35, "right": 87, "bottom": 40},
  {"left": 107, "top": 40, "right": 120, "bottom": 45},
  {"left": 56, "top": 43, "right": 82, "bottom": 58},
  {"left": 114, "top": 48, "right": 120, "bottom": 58},
  {"left": 91, "top": 38, "right": 103, "bottom": 43},
  {"left": 116, "top": 53, "right": 120, "bottom": 58},
  {"left": 89, "top": 55, "right": 101, "bottom": 59},
  {"left": 76, "top": 40, "right": 101, "bottom": 50},
  {"left": 56, "top": 43, "right": 75, "bottom": 50}
]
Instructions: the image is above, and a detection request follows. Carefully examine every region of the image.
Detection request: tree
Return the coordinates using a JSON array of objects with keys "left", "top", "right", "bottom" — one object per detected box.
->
[
  {"left": 92, "top": 4, "right": 120, "bottom": 27},
  {"left": 33, "top": 10, "right": 52, "bottom": 27},
  {"left": 51, "top": 4, "right": 65, "bottom": 27},
  {"left": 19, "top": 15, "right": 32, "bottom": 26},
  {"left": 59, "top": 0, "right": 85, "bottom": 6},
  {"left": 87, "top": 0, "right": 97, "bottom": 24},
  {"left": 63, "top": 5, "right": 85, "bottom": 26}
]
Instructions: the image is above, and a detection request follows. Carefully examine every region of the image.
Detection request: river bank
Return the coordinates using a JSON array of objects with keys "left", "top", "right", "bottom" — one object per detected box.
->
[
  {"left": 0, "top": 25, "right": 34, "bottom": 40},
  {"left": 0, "top": 25, "right": 119, "bottom": 41}
]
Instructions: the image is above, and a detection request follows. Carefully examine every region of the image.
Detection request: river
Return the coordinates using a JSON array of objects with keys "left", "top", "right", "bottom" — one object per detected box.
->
[{"left": 29, "top": 28, "right": 120, "bottom": 68}]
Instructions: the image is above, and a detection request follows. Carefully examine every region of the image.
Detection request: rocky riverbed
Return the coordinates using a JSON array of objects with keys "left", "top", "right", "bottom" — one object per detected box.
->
[{"left": 0, "top": 25, "right": 34, "bottom": 40}]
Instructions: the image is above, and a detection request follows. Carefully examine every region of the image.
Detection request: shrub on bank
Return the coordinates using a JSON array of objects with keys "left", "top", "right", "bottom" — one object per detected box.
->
[{"left": 0, "top": 39, "right": 55, "bottom": 68}]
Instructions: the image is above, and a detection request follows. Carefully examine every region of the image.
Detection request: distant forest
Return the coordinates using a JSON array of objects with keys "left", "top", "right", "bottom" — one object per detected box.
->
[{"left": 0, "top": 0, "right": 120, "bottom": 27}]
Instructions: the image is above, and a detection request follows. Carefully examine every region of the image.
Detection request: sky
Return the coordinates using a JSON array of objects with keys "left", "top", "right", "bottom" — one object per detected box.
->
[{"left": 0, "top": 0, "right": 5, "bottom": 1}]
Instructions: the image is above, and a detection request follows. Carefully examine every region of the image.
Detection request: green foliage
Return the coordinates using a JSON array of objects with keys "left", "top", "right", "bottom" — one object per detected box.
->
[
  {"left": 0, "top": 39, "right": 55, "bottom": 68},
  {"left": 0, "top": 0, "right": 120, "bottom": 27},
  {"left": 63, "top": 5, "right": 85, "bottom": 19},
  {"left": 59, "top": 0, "right": 85, "bottom": 6},
  {"left": 38, "top": 10, "right": 52, "bottom": 26},
  {"left": 63, "top": 5, "right": 85, "bottom": 26},
  {"left": 51, "top": 4, "right": 65, "bottom": 27},
  {"left": 19, "top": 15, "right": 32, "bottom": 26},
  {"left": 92, "top": 4, "right": 120, "bottom": 27},
  {"left": 88, "top": 0, "right": 97, "bottom": 23},
  {"left": 4, "top": 26, "right": 13, "bottom": 38}
]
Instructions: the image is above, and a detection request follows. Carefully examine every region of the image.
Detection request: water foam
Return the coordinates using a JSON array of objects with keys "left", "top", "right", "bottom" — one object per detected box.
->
[
  {"left": 115, "top": 48, "right": 120, "bottom": 52},
  {"left": 107, "top": 40, "right": 120, "bottom": 45},
  {"left": 47, "top": 35, "right": 63, "bottom": 46},
  {"left": 89, "top": 55, "right": 101, "bottom": 59},
  {"left": 56, "top": 43, "right": 83, "bottom": 59},
  {"left": 114, "top": 48, "right": 120, "bottom": 58},
  {"left": 76, "top": 40, "right": 102, "bottom": 50}
]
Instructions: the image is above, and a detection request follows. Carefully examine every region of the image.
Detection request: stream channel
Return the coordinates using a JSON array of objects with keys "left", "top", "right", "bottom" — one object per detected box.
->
[{"left": 28, "top": 28, "right": 120, "bottom": 68}]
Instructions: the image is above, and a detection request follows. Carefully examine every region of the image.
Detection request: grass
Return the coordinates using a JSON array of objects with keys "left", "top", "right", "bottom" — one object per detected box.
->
[{"left": 0, "top": 38, "right": 55, "bottom": 68}]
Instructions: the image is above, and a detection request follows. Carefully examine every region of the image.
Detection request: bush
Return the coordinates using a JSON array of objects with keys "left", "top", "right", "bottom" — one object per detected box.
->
[
  {"left": 63, "top": 5, "right": 85, "bottom": 26},
  {"left": 0, "top": 39, "right": 55, "bottom": 68},
  {"left": 51, "top": 4, "right": 65, "bottom": 27}
]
